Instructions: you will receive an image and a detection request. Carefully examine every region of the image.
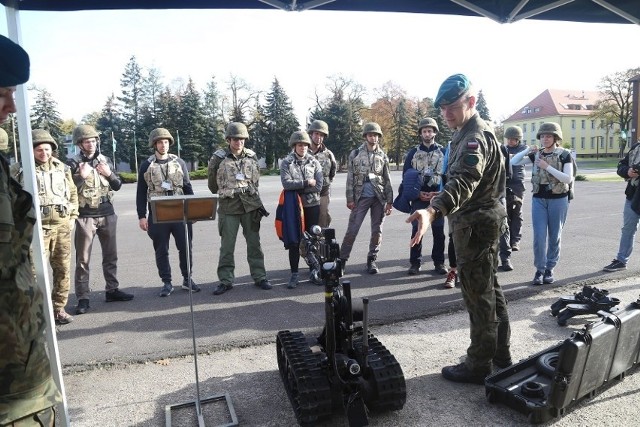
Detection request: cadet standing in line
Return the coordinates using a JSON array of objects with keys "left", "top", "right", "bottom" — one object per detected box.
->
[
  {"left": 0, "top": 33, "right": 61, "bottom": 427},
  {"left": 408, "top": 74, "right": 512, "bottom": 384},
  {"left": 66, "top": 124, "right": 134, "bottom": 315},
  {"left": 11, "top": 129, "right": 79, "bottom": 324},
  {"left": 137, "top": 128, "right": 200, "bottom": 297},
  {"left": 403, "top": 117, "right": 447, "bottom": 276},
  {"left": 503, "top": 126, "right": 527, "bottom": 252},
  {"left": 308, "top": 120, "right": 336, "bottom": 227},
  {"left": 340, "top": 122, "right": 393, "bottom": 274},
  {"left": 208, "top": 122, "right": 271, "bottom": 295},
  {"left": 280, "top": 130, "right": 323, "bottom": 288}
]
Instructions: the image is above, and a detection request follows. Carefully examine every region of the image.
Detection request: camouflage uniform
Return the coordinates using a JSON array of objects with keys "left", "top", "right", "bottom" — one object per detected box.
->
[
  {"left": 430, "top": 113, "right": 511, "bottom": 373},
  {"left": 341, "top": 142, "right": 394, "bottom": 261},
  {"left": 0, "top": 154, "right": 61, "bottom": 425},
  {"left": 208, "top": 147, "right": 267, "bottom": 286},
  {"left": 311, "top": 144, "right": 336, "bottom": 227},
  {"left": 12, "top": 157, "right": 79, "bottom": 313}
]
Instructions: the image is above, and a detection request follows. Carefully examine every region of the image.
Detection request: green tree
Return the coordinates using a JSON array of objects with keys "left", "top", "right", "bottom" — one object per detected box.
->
[
  {"left": 310, "top": 76, "right": 366, "bottom": 167},
  {"left": 96, "top": 94, "right": 126, "bottom": 167},
  {"left": 225, "top": 75, "right": 260, "bottom": 124},
  {"left": 389, "top": 98, "right": 413, "bottom": 169},
  {"left": 476, "top": 90, "right": 491, "bottom": 121},
  {"left": 263, "top": 78, "right": 299, "bottom": 168},
  {"left": 176, "top": 78, "right": 206, "bottom": 168},
  {"left": 202, "top": 76, "right": 226, "bottom": 159},
  {"left": 30, "top": 87, "right": 63, "bottom": 139},
  {"left": 591, "top": 67, "right": 639, "bottom": 156},
  {"left": 118, "top": 55, "right": 145, "bottom": 172}
]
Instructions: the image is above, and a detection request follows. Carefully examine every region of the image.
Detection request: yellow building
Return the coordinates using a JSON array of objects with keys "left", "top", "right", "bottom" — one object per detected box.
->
[{"left": 503, "top": 89, "right": 623, "bottom": 158}]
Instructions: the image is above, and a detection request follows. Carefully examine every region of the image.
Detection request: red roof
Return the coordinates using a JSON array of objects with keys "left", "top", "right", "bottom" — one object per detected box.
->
[{"left": 505, "top": 89, "right": 603, "bottom": 122}]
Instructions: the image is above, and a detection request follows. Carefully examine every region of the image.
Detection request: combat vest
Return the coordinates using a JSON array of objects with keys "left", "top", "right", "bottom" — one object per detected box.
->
[
  {"left": 10, "top": 159, "right": 73, "bottom": 222},
  {"left": 411, "top": 144, "right": 444, "bottom": 188},
  {"left": 72, "top": 153, "right": 114, "bottom": 209},
  {"left": 214, "top": 148, "right": 260, "bottom": 198},
  {"left": 347, "top": 143, "right": 392, "bottom": 205},
  {"left": 143, "top": 154, "right": 184, "bottom": 201},
  {"left": 313, "top": 146, "right": 335, "bottom": 188},
  {"left": 281, "top": 152, "right": 322, "bottom": 207},
  {"left": 628, "top": 144, "right": 640, "bottom": 188},
  {"left": 531, "top": 147, "right": 571, "bottom": 195}
]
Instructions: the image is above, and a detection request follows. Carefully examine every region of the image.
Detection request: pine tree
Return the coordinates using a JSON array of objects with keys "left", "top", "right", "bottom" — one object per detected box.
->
[
  {"left": 96, "top": 94, "right": 125, "bottom": 167},
  {"left": 476, "top": 90, "right": 491, "bottom": 121},
  {"left": 118, "top": 56, "right": 145, "bottom": 172},
  {"left": 390, "top": 98, "right": 414, "bottom": 168},
  {"left": 176, "top": 78, "right": 206, "bottom": 168},
  {"left": 30, "top": 87, "right": 63, "bottom": 145},
  {"left": 202, "top": 76, "right": 225, "bottom": 159},
  {"left": 263, "top": 78, "right": 299, "bottom": 167}
]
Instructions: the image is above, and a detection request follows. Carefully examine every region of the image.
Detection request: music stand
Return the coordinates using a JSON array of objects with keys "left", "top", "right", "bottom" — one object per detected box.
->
[{"left": 150, "top": 195, "right": 238, "bottom": 427}]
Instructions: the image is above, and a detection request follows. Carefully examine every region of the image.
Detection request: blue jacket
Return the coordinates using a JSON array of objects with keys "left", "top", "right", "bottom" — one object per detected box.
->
[
  {"left": 275, "top": 190, "right": 304, "bottom": 249},
  {"left": 392, "top": 168, "right": 421, "bottom": 213}
]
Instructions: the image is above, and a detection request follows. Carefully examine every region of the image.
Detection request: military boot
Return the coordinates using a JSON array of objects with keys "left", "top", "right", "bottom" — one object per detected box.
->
[{"left": 367, "top": 256, "right": 379, "bottom": 274}]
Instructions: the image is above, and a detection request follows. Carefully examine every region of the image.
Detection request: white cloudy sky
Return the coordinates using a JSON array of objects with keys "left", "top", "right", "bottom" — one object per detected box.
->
[{"left": 2, "top": 7, "right": 639, "bottom": 125}]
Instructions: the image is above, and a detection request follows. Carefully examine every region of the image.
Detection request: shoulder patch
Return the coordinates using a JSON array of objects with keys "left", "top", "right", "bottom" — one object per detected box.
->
[
  {"left": 466, "top": 141, "right": 479, "bottom": 150},
  {"left": 244, "top": 148, "right": 256, "bottom": 157},
  {"left": 464, "top": 154, "right": 480, "bottom": 167},
  {"left": 213, "top": 149, "right": 226, "bottom": 159}
]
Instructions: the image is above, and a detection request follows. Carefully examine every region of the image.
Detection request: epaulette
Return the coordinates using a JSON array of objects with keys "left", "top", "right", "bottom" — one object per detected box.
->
[
  {"left": 244, "top": 148, "right": 257, "bottom": 157},
  {"left": 213, "top": 149, "right": 226, "bottom": 159}
]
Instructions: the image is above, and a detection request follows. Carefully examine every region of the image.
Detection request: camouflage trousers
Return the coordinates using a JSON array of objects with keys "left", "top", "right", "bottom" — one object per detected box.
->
[
  {"left": 340, "top": 197, "right": 386, "bottom": 261},
  {"left": 1, "top": 406, "right": 55, "bottom": 427},
  {"left": 452, "top": 219, "right": 511, "bottom": 373},
  {"left": 318, "top": 194, "right": 332, "bottom": 228},
  {"left": 42, "top": 223, "right": 72, "bottom": 311}
]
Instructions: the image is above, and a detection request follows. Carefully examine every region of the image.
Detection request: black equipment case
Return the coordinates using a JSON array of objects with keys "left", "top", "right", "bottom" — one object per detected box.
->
[{"left": 485, "top": 300, "right": 640, "bottom": 423}]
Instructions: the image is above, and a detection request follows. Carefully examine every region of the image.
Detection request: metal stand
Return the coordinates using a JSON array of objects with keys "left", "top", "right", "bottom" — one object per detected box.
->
[{"left": 150, "top": 195, "right": 237, "bottom": 427}]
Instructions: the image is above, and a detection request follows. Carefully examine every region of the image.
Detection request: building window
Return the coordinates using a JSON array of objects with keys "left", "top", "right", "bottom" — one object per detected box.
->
[
  {"left": 591, "top": 120, "right": 595, "bottom": 129},
  {"left": 610, "top": 137, "right": 614, "bottom": 148},
  {"left": 531, "top": 123, "right": 536, "bottom": 132},
  {"left": 581, "top": 137, "right": 585, "bottom": 149},
  {"left": 523, "top": 123, "right": 527, "bottom": 133},
  {"left": 571, "top": 120, "right": 576, "bottom": 129},
  {"left": 600, "top": 137, "right": 605, "bottom": 149},
  {"left": 590, "top": 137, "right": 595, "bottom": 149},
  {"left": 571, "top": 137, "right": 576, "bottom": 149},
  {"left": 581, "top": 120, "right": 586, "bottom": 129}
]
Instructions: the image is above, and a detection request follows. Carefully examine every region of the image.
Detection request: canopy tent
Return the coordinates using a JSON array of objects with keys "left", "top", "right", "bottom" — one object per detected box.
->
[
  {"left": 1, "top": 0, "right": 640, "bottom": 24},
  {"left": 1, "top": 0, "right": 638, "bottom": 426}
]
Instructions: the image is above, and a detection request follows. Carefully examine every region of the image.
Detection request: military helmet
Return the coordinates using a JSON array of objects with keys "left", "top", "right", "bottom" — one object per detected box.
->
[
  {"left": 289, "top": 130, "right": 311, "bottom": 147},
  {"left": 537, "top": 122, "right": 563, "bottom": 141},
  {"left": 0, "top": 128, "right": 8, "bottom": 151},
  {"left": 307, "top": 120, "right": 329, "bottom": 137},
  {"left": 32, "top": 128, "right": 58, "bottom": 151},
  {"left": 504, "top": 126, "right": 523, "bottom": 140},
  {"left": 362, "top": 122, "right": 383, "bottom": 138},
  {"left": 72, "top": 124, "right": 99, "bottom": 145},
  {"left": 418, "top": 117, "right": 439, "bottom": 133},
  {"left": 225, "top": 122, "right": 249, "bottom": 139},
  {"left": 148, "top": 127, "right": 175, "bottom": 148}
]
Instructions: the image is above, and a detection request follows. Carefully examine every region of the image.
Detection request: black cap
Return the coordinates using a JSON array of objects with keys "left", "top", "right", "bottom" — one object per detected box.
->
[{"left": 0, "top": 35, "right": 30, "bottom": 87}]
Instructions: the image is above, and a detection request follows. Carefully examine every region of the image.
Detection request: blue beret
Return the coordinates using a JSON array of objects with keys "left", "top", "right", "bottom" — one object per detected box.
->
[
  {"left": 434, "top": 74, "right": 470, "bottom": 109},
  {"left": 0, "top": 35, "right": 30, "bottom": 87}
]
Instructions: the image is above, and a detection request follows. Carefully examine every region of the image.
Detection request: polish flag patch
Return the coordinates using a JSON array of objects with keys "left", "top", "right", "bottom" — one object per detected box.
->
[{"left": 466, "top": 141, "right": 479, "bottom": 150}]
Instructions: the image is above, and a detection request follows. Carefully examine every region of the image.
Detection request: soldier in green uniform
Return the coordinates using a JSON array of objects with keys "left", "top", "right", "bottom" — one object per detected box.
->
[
  {"left": 341, "top": 122, "right": 394, "bottom": 274},
  {"left": 0, "top": 34, "right": 61, "bottom": 427},
  {"left": 11, "top": 129, "right": 79, "bottom": 324},
  {"left": 66, "top": 124, "right": 134, "bottom": 315},
  {"left": 408, "top": 74, "right": 512, "bottom": 384},
  {"left": 308, "top": 120, "right": 336, "bottom": 227},
  {"left": 208, "top": 122, "right": 271, "bottom": 295}
]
